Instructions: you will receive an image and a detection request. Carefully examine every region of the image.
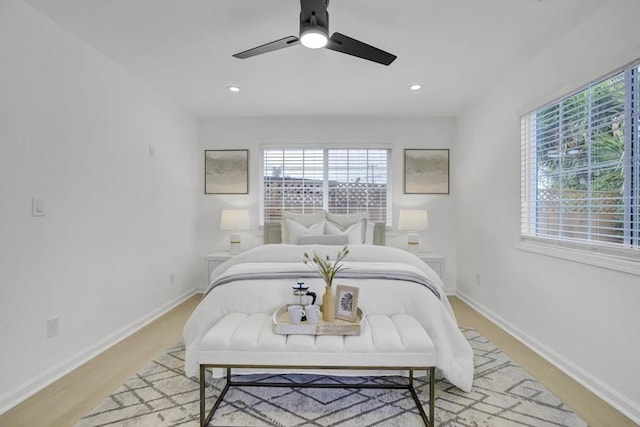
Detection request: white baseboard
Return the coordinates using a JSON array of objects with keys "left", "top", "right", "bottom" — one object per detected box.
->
[
  {"left": 456, "top": 290, "right": 640, "bottom": 425},
  {"left": 0, "top": 288, "right": 199, "bottom": 416}
]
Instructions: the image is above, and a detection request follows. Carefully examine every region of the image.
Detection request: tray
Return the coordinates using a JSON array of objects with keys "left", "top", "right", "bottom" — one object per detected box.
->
[{"left": 272, "top": 305, "right": 363, "bottom": 336}]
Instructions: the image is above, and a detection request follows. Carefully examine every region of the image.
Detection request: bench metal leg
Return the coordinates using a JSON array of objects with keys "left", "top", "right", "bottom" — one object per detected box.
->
[
  {"left": 200, "top": 367, "right": 231, "bottom": 427},
  {"left": 408, "top": 368, "right": 434, "bottom": 427},
  {"left": 429, "top": 367, "right": 435, "bottom": 427},
  {"left": 199, "top": 365, "right": 435, "bottom": 427},
  {"left": 199, "top": 365, "right": 204, "bottom": 427}
]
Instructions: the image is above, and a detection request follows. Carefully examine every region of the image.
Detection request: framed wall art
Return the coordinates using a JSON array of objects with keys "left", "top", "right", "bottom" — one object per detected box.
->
[
  {"left": 335, "top": 285, "right": 360, "bottom": 322},
  {"left": 404, "top": 149, "right": 450, "bottom": 194},
  {"left": 204, "top": 149, "right": 249, "bottom": 194}
]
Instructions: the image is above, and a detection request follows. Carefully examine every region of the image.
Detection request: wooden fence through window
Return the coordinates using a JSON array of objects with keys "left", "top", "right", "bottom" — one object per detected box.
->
[
  {"left": 535, "top": 189, "right": 624, "bottom": 243},
  {"left": 264, "top": 176, "right": 387, "bottom": 223}
]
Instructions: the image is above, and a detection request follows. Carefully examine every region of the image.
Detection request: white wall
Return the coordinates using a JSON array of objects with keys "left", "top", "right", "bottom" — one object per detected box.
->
[
  {"left": 0, "top": 0, "right": 200, "bottom": 412},
  {"left": 197, "top": 117, "right": 458, "bottom": 292},
  {"left": 456, "top": 0, "right": 640, "bottom": 422}
]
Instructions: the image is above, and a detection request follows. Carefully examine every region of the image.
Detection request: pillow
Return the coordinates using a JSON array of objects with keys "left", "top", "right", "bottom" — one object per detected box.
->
[
  {"left": 326, "top": 212, "right": 369, "bottom": 244},
  {"left": 326, "top": 212, "right": 368, "bottom": 228},
  {"left": 286, "top": 218, "right": 325, "bottom": 245},
  {"left": 297, "top": 234, "right": 349, "bottom": 245},
  {"left": 325, "top": 220, "right": 365, "bottom": 244},
  {"left": 364, "top": 221, "right": 375, "bottom": 245},
  {"left": 281, "top": 211, "right": 326, "bottom": 244}
]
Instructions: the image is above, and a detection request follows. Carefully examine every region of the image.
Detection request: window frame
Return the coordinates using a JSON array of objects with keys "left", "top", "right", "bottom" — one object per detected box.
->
[
  {"left": 519, "top": 59, "right": 640, "bottom": 274},
  {"left": 260, "top": 145, "right": 392, "bottom": 227}
]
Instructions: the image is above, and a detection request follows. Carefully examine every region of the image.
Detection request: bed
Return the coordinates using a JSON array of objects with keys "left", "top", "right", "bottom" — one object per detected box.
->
[
  {"left": 183, "top": 212, "right": 474, "bottom": 425},
  {"left": 184, "top": 247, "right": 473, "bottom": 390}
]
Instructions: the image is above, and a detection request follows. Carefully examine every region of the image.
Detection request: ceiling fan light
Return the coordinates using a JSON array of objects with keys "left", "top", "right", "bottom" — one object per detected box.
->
[{"left": 300, "top": 29, "right": 328, "bottom": 49}]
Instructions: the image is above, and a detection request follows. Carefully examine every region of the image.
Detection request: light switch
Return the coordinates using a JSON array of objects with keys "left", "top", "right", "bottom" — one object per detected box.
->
[{"left": 32, "top": 196, "right": 45, "bottom": 217}]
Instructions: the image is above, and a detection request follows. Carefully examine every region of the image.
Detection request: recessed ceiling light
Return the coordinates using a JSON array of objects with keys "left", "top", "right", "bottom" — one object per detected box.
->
[
  {"left": 410, "top": 84, "right": 422, "bottom": 91},
  {"left": 227, "top": 86, "right": 241, "bottom": 92}
]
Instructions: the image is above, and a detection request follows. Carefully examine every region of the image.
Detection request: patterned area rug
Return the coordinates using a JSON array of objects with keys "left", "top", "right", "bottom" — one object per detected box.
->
[{"left": 75, "top": 328, "right": 586, "bottom": 426}]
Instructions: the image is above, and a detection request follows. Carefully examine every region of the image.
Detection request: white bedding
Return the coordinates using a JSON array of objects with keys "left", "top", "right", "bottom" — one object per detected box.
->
[{"left": 183, "top": 244, "right": 474, "bottom": 392}]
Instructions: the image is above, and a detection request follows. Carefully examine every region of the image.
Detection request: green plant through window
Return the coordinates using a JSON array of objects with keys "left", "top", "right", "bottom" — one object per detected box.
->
[{"left": 522, "top": 60, "right": 639, "bottom": 251}]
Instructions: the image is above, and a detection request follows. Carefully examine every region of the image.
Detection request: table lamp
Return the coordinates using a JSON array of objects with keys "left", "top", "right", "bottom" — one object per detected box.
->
[
  {"left": 398, "top": 210, "right": 429, "bottom": 253},
  {"left": 220, "top": 210, "right": 250, "bottom": 254}
]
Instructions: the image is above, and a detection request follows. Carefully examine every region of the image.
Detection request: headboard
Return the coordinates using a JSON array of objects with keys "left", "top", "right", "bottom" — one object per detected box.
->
[{"left": 263, "top": 222, "right": 386, "bottom": 246}]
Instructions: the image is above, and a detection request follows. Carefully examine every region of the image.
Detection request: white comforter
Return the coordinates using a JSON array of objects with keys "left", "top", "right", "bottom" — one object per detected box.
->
[{"left": 183, "top": 244, "right": 474, "bottom": 392}]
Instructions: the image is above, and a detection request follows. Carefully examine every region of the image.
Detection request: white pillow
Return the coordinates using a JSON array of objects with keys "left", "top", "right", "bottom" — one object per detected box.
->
[
  {"left": 326, "top": 212, "right": 369, "bottom": 243},
  {"left": 364, "top": 221, "right": 375, "bottom": 245},
  {"left": 297, "top": 234, "right": 349, "bottom": 245},
  {"left": 286, "top": 219, "right": 325, "bottom": 244},
  {"left": 281, "top": 211, "right": 326, "bottom": 244},
  {"left": 325, "top": 220, "right": 365, "bottom": 244},
  {"left": 326, "top": 212, "right": 368, "bottom": 228}
]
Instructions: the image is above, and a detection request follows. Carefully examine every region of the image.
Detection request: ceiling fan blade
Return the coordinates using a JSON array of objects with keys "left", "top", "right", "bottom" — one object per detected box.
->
[
  {"left": 326, "top": 32, "right": 397, "bottom": 66},
  {"left": 233, "top": 36, "right": 300, "bottom": 59}
]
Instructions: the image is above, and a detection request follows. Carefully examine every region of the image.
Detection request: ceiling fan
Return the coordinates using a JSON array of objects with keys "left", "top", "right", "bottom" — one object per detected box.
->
[{"left": 232, "top": 0, "right": 397, "bottom": 66}]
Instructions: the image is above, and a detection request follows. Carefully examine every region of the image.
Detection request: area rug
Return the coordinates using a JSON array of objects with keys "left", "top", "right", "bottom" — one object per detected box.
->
[{"left": 75, "top": 328, "right": 586, "bottom": 426}]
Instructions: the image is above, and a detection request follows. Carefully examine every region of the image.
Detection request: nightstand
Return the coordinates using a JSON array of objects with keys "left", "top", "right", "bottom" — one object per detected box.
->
[
  {"left": 417, "top": 252, "right": 445, "bottom": 279},
  {"left": 205, "top": 252, "right": 234, "bottom": 285}
]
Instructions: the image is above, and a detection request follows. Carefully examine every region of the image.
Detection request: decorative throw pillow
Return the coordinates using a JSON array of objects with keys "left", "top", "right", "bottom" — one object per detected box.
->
[
  {"left": 326, "top": 212, "right": 369, "bottom": 244},
  {"left": 281, "top": 211, "right": 326, "bottom": 244},
  {"left": 286, "top": 219, "right": 325, "bottom": 245},
  {"left": 326, "top": 212, "right": 368, "bottom": 228},
  {"left": 364, "top": 221, "right": 375, "bottom": 245},
  {"left": 297, "top": 234, "right": 349, "bottom": 245},
  {"left": 325, "top": 220, "right": 365, "bottom": 244}
]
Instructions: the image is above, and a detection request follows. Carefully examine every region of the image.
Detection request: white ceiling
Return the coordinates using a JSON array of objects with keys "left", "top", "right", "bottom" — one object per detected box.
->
[{"left": 24, "top": 0, "right": 602, "bottom": 118}]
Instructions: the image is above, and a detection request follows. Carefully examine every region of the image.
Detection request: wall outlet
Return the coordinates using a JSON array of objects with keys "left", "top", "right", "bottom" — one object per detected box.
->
[
  {"left": 476, "top": 273, "right": 481, "bottom": 286},
  {"left": 169, "top": 272, "right": 175, "bottom": 285},
  {"left": 47, "top": 317, "right": 59, "bottom": 338},
  {"left": 32, "top": 196, "right": 45, "bottom": 217}
]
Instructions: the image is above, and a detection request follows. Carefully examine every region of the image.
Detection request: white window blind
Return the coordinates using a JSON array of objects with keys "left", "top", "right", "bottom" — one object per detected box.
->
[
  {"left": 263, "top": 148, "right": 390, "bottom": 224},
  {"left": 521, "top": 59, "right": 640, "bottom": 257}
]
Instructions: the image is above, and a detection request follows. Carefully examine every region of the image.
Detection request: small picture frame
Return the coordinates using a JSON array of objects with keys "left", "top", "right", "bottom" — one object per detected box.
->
[
  {"left": 204, "top": 149, "right": 249, "bottom": 194},
  {"left": 335, "top": 285, "right": 359, "bottom": 322}
]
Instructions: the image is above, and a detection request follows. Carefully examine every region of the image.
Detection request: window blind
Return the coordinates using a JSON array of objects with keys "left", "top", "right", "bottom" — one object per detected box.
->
[
  {"left": 327, "top": 149, "right": 389, "bottom": 223},
  {"left": 521, "top": 59, "right": 640, "bottom": 256},
  {"left": 262, "top": 148, "right": 390, "bottom": 224}
]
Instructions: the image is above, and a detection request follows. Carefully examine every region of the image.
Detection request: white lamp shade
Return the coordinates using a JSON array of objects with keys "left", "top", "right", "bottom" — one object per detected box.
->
[
  {"left": 398, "top": 210, "right": 429, "bottom": 231},
  {"left": 220, "top": 210, "right": 250, "bottom": 231}
]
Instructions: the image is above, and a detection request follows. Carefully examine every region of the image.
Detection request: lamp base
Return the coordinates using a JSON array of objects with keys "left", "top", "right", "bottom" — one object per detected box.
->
[
  {"left": 407, "top": 231, "right": 419, "bottom": 253},
  {"left": 229, "top": 232, "right": 241, "bottom": 255}
]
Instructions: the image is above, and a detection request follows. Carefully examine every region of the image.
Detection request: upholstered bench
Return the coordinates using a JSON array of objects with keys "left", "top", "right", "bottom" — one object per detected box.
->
[{"left": 198, "top": 312, "right": 437, "bottom": 427}]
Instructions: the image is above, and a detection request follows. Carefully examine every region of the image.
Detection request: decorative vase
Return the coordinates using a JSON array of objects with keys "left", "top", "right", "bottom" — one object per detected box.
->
[{"left": 322, "top": 285, "right": 336, "bottom": 322}]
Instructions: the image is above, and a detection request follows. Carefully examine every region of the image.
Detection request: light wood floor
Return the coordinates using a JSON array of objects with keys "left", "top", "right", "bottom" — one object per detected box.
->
[{"left": 0, "top": 294, "right": 635, "bottom": 427}]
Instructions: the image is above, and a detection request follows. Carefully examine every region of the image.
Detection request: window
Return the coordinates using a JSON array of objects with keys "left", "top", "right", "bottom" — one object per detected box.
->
[
  {"left": 521, "top": 59, "right": 640, "bottom": 257},
  {"left": 262, "top": 148, "right": 390, "bottom": 225}
]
